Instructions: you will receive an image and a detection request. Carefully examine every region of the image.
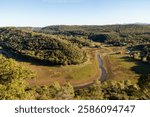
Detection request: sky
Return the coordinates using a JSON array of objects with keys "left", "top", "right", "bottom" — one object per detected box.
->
[{"left": 0, "top": 0, "right": 150, "bottom": 27}]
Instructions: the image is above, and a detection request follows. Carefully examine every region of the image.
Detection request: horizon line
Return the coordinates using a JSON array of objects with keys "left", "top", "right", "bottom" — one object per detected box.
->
[{"left": 0, "top": 22, "right": 150, "bottom": 28}]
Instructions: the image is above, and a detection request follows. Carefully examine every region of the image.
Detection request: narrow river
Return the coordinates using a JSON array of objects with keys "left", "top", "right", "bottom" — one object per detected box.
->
[
  {"left": 74, "top": 53, "right": 108, "bottom": 89},
  {"left": 97, "top": 54, "right": 107, "bottom": 82}
]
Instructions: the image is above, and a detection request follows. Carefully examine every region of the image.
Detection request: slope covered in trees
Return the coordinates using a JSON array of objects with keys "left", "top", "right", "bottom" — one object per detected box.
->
[
  {"left": 128, "top": 44, "right": 150, "bottom": 63},
  {"left": 0, "top": 55, "right": 35, "bottom": 99},
  {"left": 0, "top": 28, "right": 86, "bottom": 65},
  {"left": 39, "top": 24, "right": 150, "bottom": 45}
]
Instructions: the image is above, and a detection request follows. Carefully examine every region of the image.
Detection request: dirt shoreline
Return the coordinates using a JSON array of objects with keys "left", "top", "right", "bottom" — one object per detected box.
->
[{"left": 74, "top": 53, "right": 107, "bottom": 89}]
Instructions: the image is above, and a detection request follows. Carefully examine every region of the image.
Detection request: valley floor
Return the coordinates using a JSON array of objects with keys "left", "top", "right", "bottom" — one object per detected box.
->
[
  {"left": 24, "top": 48, "right": 101, "bottom": 87},
  {"left": 1, "top": 44, "right": 149, "bottom": 88}
]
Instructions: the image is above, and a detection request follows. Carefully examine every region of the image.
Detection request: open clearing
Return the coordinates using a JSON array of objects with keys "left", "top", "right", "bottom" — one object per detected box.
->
[{"left": 22, "top": 48, "right": 101, "bottom": 87}]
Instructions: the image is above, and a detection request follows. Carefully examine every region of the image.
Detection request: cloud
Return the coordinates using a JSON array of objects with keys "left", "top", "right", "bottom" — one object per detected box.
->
[{"left": 42, "top": 0, "right": 84, "bottom": 4}]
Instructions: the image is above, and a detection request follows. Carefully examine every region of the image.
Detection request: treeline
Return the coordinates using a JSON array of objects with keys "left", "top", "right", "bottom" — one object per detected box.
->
[
  {"left": 0, "top": 28, "right": 90, "bottom": 65},
  {"left": 129, "top": 44, "right": 150, "bottom": 63},
  {"left": 37, "top": 24, "right": 150, "bottom": 45},
  {"left": 0, "top": 55, "right": 35, "bottom": 99},
  {"left": 0, "top": 55, "right": 149, "bottom": 100},
  {"left": 39, "top": 25, "right": 150, "bottom": 34}
]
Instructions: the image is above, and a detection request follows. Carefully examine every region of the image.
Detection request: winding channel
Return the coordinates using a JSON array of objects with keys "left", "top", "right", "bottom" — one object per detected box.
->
[
  {"left": 74, "top": 53, "right": 108, "bottom": 89},
  {"left": 0, "top": 48, "right": 108, "bottom": 89},
  {"left": 97, "top": 54, "right": 107, "bottom": 82}
]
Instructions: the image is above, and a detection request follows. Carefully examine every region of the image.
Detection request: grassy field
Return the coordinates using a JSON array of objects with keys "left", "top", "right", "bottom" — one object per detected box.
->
[
  {"left": 23, "top": 48, "right": 100, "bottom": 87},
  {"left": 100, "top": 46, "right": 150, "bottom": 83},
  {"left": 108, "top": 54, "right": 139, "bottom": 82}
]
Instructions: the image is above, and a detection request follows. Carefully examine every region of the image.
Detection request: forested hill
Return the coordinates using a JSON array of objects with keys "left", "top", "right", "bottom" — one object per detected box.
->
[
  {"left": 41, "top": 24, "right": 150, "bottom": 34},
  {"left": 0, "top": 28, "right": 86, "bottom": 65},
  {"left": 38, "top": 24, "right": 150, "bottom": 45}
]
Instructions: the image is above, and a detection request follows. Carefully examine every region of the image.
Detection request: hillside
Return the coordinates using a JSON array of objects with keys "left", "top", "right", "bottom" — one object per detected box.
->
[
  {"left": 0, "top": 55, "right": 35, "bottom": 99},
  {"left": 38, "top": 24, "right": 150, "bottom": 45},
  {"left": 0, "top": 28, "right": 86, "bottom": 65}
]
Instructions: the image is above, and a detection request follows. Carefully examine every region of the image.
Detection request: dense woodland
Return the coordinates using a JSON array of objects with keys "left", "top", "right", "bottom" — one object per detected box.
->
[
  {"left": 129, "top": 44, "right": 150, "bottom": 63},
  {"left": 37, "top": 25, "right": 150, "bottom": 62},
  {"left": 0, "top": 24, "right": 150, "bottom": 100},
  {"left": 0, "top": 55, "right": 35, "bottom": 99},
  {"left": 0, "top": 28, "right": 90, "bottom": 65},
  {"left": 37, "top": 24, "right": 150, "bottom": 45}
]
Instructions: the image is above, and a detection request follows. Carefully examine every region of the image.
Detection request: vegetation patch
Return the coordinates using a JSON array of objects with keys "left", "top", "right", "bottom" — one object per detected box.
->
[{"left": 0, "top": 28, "right": 86, "bottom": 65}]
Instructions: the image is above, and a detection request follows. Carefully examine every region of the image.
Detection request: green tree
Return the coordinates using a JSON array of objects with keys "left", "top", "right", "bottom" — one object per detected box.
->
[{"left": 0, "top": 55, "right": 35, "bottom": 100}]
